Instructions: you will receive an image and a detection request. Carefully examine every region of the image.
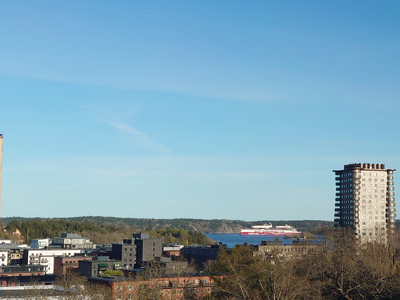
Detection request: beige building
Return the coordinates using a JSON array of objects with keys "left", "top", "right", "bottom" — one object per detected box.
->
[
  {"left": 334, "top": 163, "right": 396, "bottom": 243},
  {"left": 254, "top": 239, "right": 318, "bottom": 261}
]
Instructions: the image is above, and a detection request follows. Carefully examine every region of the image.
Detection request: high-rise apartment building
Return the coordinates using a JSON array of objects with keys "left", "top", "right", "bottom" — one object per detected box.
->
[{"left": 334, "top": 163, "right": 395, "bottom": 242}]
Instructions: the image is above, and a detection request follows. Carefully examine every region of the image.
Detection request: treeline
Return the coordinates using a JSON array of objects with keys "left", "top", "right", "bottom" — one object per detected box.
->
[
  {"left": 208, "top": 229, "right": 400, "bottom": 300},
  {"left": 6, "top": 219, "right": 120, "bottom": 243},
  {"left": 146, "top": 227, "right": 213, "bottom": 246},
  {"left": 4, "top": 219, "right": 214, "bottom": 246},
  {"left": 2, "top": 216, "right": 335, "bottom": 234}
]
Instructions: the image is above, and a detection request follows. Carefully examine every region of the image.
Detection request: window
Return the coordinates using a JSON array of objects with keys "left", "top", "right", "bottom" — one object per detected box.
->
[
  {"left": 128, "top": 285, "right": 134, "bottom": 291},
  {"left": 117, "top": 286, "right": 123, "bottom": 292}
]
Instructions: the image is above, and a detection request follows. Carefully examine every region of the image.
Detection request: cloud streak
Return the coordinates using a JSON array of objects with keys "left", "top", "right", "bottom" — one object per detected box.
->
[{"left": 105, "top": 121, "right": 170, "bottom": 152}]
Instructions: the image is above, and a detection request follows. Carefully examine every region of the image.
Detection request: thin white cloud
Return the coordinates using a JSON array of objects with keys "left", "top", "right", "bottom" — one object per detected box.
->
[
  {"left": 79, "top": 103, "right": 170, "bottom": 153},
  {"left": 105, "top": 121, "right": 170, "bottom": 152}
]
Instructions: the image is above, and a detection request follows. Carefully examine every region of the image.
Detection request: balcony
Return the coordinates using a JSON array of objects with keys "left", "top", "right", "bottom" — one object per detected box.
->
[
  {"left": 335, "top": 208, "right": 341, "bottom": 212},
  {"left": 336, "top": 193, "right": 341, "bottom": 197},
  {"left": 334, "top": 213, "right": 340, "bottom": 217},
  {"left": 388, "top": 208, "right": 396, "bottom": 213},
  {"left": 388, "top": 175, "right": 393, "bottom": 180},
  {"left": 388, "top": 187, "right": 394, "bottom": 191}
]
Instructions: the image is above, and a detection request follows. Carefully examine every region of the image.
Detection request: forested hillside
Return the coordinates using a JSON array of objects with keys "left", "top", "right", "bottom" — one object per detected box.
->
[
  {"left": 2, "top": 217, "right": 334, "bottom": 235},
  {"left": 2, "top": 219, "right": 214, "bottom": 245}
]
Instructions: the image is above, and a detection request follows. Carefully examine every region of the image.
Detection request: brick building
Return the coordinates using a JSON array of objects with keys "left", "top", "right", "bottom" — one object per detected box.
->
[
  {"left": 53, "top": 255, "right": 92, "bottom": 276},
  {"left": 89, "top": 274, "right": 215, "bottom": 299}
]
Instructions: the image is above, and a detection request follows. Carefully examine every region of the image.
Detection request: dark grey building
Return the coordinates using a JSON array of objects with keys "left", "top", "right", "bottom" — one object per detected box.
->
[
  {"left": 181, "top": 244, "right": 226, "bottom": 268},
  {"left": 135, "top": 238, "right": 162, "bottom": 263},
  {"left": 78, "top": 256, "right": 122, "bottom": 278},
  {"left": 122, "top": 233, "right": 162, "bottom": 268},
  {"left": 111, "top": 243, "right": 136, "bottom": 268}
]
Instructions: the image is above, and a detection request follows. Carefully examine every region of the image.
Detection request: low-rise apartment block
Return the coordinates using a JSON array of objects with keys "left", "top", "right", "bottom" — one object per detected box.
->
[
  {"left": 52, "top": 233, "right": 93, "bottom": 249},
  {"left": 89, "top": 274, "right": 215, "bottom": 299},
  {"left": 23, "top": 249, "right": 82, "bottom": 274},
  {"left": 254, "top": 239, "right": 318, "bottom": 261},
  {"left": 54, "top": 255, "right": 93, "bottom": 276}
]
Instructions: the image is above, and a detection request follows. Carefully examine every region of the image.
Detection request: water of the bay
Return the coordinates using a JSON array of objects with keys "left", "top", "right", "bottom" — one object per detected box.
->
[{"left": 205, "top": 233, "right": 296, "bottom": 249}]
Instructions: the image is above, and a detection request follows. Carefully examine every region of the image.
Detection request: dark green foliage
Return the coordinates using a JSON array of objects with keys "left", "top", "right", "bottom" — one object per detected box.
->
[{"left": 147, "top": 227, "right": 214, "bottom": 246}]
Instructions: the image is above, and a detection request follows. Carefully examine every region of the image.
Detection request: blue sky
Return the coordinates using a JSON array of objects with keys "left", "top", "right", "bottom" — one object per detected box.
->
[{"left": 1, "top": 1, "right": 400, "bottom": 221}]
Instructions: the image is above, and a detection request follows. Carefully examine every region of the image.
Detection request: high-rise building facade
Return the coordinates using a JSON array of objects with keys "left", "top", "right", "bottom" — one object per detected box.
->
[{"left": 334, "top": 163, "right": 395, "bottom": 242}]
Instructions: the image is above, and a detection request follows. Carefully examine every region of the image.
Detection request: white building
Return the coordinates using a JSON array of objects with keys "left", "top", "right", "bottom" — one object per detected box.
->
[
  {"left": 23, "top": 249, "right": 82, "bottom": 274},
  {"left": 334, "top": 163, "right": 396, "bottom": 243},
  {"left": 0, "top": 250, "right": 8, "bottom": 266},
  {"left": 52, "top": 233, "right": 93, "bottom": 249},
  {"left": 30, "top": 238, "right": 50, "bottom": 249}
]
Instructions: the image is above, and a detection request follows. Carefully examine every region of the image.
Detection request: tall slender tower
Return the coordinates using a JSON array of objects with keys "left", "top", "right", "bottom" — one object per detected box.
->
[
  {"left": 334, "top": 163, "right": 396, "bottom": 243},
  {"left": 0, "top": 134, "right": 2, "bottom": 220}
]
